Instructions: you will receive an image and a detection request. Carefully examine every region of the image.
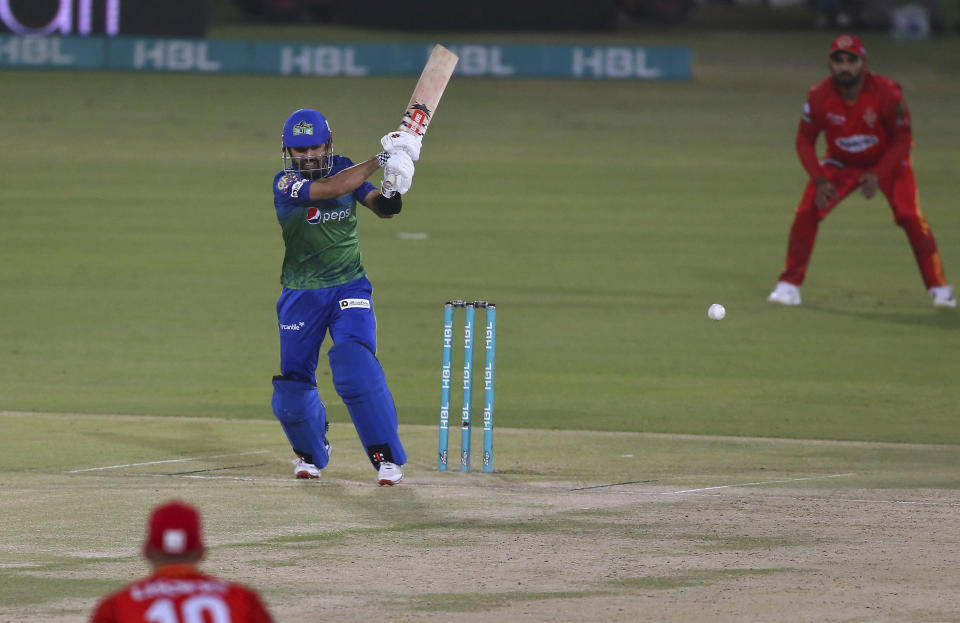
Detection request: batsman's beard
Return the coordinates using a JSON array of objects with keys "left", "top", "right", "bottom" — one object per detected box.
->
[{"left": 283, "top": 146, "right": 334, "bottom": 179}]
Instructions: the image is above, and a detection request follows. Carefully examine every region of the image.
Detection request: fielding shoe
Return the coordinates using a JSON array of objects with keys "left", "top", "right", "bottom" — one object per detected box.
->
[
  {"left": 767, "top": 281, "right": 801, "bottom": 306},
  {"left": 377, "top": 461, "right": 403, "bottom": 486},
  {"left": 929, "top": 285, "right": 957, "bottom": 308},
  {"left": 293, "top": 457, "right": 321, "bottom": 479}
]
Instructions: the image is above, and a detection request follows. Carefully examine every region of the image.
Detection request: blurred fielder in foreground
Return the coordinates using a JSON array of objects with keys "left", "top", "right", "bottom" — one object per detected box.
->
[
  {"left": 271, "top": 108, "right": 420, "bottom": 485},
  {"left": 768, "top": 35, "right": 955, "bottom": 308},
  {"left": 89, "top": 500, "right": 275, "bottom": 623}
]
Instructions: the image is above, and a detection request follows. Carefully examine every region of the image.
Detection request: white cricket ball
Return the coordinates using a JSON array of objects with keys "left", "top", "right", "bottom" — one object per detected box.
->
[{"left": 707, "top": 303, "right": 726, "bottom": 321}]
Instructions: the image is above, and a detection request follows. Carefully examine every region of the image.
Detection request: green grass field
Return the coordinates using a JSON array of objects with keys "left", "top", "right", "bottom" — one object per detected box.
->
[
  {"left": 1, "top": 27, "right": 959, "bottom": 622},
  {"left": 1, "top": 31, "right": 957, "bottom": 441}
]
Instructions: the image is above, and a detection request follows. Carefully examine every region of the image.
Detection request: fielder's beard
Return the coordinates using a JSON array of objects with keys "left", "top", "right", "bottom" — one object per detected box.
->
[{"left": 832, "top": 70, "right": 863, "bottom": 89}]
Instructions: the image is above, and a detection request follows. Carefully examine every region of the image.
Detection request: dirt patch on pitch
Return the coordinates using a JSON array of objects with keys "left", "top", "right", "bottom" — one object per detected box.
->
[
  {"left": 224, "top": 481, "right": 960, "bottom": 622},
  {"left": 4, "top": 475, "right": 959, "bottom": 622},
  {"left": 3, "top": 417, "right": 959, "bottom": 623}
]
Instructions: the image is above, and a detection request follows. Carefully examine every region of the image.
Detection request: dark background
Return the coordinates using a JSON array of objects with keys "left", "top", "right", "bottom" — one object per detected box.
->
[
  {"left": 0, "top": 0, "right": 208, "bottom": 37},
  {"left": 2, "top": 0, "right": 957, "bottom": 38}
]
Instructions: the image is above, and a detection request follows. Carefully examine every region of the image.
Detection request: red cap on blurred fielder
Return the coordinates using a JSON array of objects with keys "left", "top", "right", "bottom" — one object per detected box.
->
[
  {"left": 143, "top": 500, "right": 205, "bottom": 558},
  {"left": 830, "top": 35, "right": 867, "bottom": 59}
]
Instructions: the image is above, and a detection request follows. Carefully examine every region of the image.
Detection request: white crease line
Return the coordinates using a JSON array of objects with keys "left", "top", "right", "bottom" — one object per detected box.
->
[
  {"left": 761, "top": 494, "right": 960, "bottom": 508},
  {"left": 662, "top": 473, "right": 855, "bottom": 494},
  {"left": 152, "top": 474, "right": 365, "bottom": 486},
  {"left": 656, "top": 491, "right": 960, "bottom": 508},
  {"left": 104, "top": 473, "right": 960, "bottom": 506},
  {"left": 172, "top": 475, "right": 271, "bottom": 482},
  {"left": 67, "top": 450, "right": 271, "bottom": 473}
]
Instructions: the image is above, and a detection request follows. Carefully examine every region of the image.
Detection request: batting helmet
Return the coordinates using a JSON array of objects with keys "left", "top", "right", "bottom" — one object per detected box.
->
[
  {"left": 281, "top": 109, "right": 334, "bottom": 178},
  {"left": 282, "top": 108, "right": 332, "bottom": 148}
]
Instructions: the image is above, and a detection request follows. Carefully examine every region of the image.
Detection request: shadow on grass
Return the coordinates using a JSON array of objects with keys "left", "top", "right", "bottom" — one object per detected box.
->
[
  {"left": 803, "top": 303, "right": 958, "bottom": 330},
  {"left": 395, "top": 568, "right": 799, "bottom": 613}
]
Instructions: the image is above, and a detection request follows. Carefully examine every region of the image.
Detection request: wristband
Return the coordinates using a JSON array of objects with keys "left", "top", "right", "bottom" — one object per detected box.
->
[
  {"left": 376, "top": 151, "right": 390, "bottom": 168},
  {"left": 376, "top": 191, "right": 402, "bottom": 215}
]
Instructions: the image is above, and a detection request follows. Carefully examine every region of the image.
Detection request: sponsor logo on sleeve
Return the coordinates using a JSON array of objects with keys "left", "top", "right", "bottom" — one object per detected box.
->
[
  {"left": 291, "top": 180, "right": 306, "bottom": 198},
  {"left": 835, "top": 134, "right": 879, "bottom": 153},
  {"left": 277, "top": 173, "right": 296, "bottom": 192},
  {"left": 894, "top": 102, "right": 910, "bottom": 127},
  {"left": 339, "top": 298, "right": 371, "bottom": 310},
  {"left": 801, "top": 101, "right": 812, "bottom": 123}
]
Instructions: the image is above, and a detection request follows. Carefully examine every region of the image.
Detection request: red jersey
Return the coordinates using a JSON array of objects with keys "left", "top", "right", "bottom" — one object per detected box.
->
[
  {"left": 90, "top": 564, "right": 274, "bottom": 623},
  {"left": 796, "top": 71, "right": 912, "bottom": 180}
]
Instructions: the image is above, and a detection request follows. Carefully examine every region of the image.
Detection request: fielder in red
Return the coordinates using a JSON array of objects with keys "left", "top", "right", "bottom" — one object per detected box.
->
[
  {"left": 89, "top": 500, "right": 275, "bottom": 623},
  {"left": 767, "top": 35, "right": 955, "bottom": 308}
]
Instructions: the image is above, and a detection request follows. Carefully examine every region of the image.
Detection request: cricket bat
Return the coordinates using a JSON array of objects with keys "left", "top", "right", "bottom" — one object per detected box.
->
[{"left": 381, "top": 44, "right": 459, "bottom": 196}]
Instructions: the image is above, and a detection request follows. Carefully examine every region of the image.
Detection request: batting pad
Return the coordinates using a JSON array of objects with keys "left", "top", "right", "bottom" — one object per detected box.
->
[
  {"left": 271, "top": 375, "right": 330, "bottom": 468},
  {"left": 328, "top": 341, "right": 407, "bottom": 468}
]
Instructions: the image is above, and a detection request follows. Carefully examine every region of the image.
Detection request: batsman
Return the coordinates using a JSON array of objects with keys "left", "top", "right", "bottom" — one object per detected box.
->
[{"left": 271, "top": 108, "right": 421, "bottom": 485}]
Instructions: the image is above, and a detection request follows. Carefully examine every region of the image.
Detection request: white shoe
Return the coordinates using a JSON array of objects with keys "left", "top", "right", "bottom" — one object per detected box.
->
[
  {"left": 293, "top": 457, "right": 321, "bottom": 479},
  {"left": 767, "top": 281, "right": 802, "bottom": 306},
  {"left": 377, "top": 461, "right": 403, "bottom": 486},
  {"left": 930, "top": 285, "right": 957, "bottom": 308}
]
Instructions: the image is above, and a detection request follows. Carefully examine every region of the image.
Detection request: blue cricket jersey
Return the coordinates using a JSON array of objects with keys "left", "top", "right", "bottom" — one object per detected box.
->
[{"left": 273, "top": 155, "right": 377, "bottom": 289}]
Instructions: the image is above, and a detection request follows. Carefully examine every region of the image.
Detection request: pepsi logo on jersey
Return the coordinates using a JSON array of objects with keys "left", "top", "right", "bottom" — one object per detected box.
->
[{"left": 307, "top": 207, "right": 352, "bottom": 224}]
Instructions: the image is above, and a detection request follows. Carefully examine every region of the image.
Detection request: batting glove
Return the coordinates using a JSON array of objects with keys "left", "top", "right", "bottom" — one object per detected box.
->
[
  {"left": 381, "top": 130, "right": 422, "bottom": 162},
  {"left": 381, "top": 151, "right": 415, "bottom": 197}
]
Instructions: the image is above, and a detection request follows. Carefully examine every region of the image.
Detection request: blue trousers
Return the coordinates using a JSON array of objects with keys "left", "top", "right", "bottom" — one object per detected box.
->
[
  {"left": 276, "top": 275, "right": 406, "bottom": 469},
  {"left": 278, "top": 275, "right": 379, "bottom": 380}
]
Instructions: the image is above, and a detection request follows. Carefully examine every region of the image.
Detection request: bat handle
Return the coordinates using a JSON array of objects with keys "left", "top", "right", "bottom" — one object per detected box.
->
[{"left": 381, "top": 173, "right": 398, "bottom": 198}]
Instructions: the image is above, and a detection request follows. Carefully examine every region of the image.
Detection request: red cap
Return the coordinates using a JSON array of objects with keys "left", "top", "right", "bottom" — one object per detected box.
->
[
  {"left": 143, "top": 500, "right": 205, "bottom": 558},
  {"left": 830, "top": 35, "right": 867, "bottom": 59}
]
